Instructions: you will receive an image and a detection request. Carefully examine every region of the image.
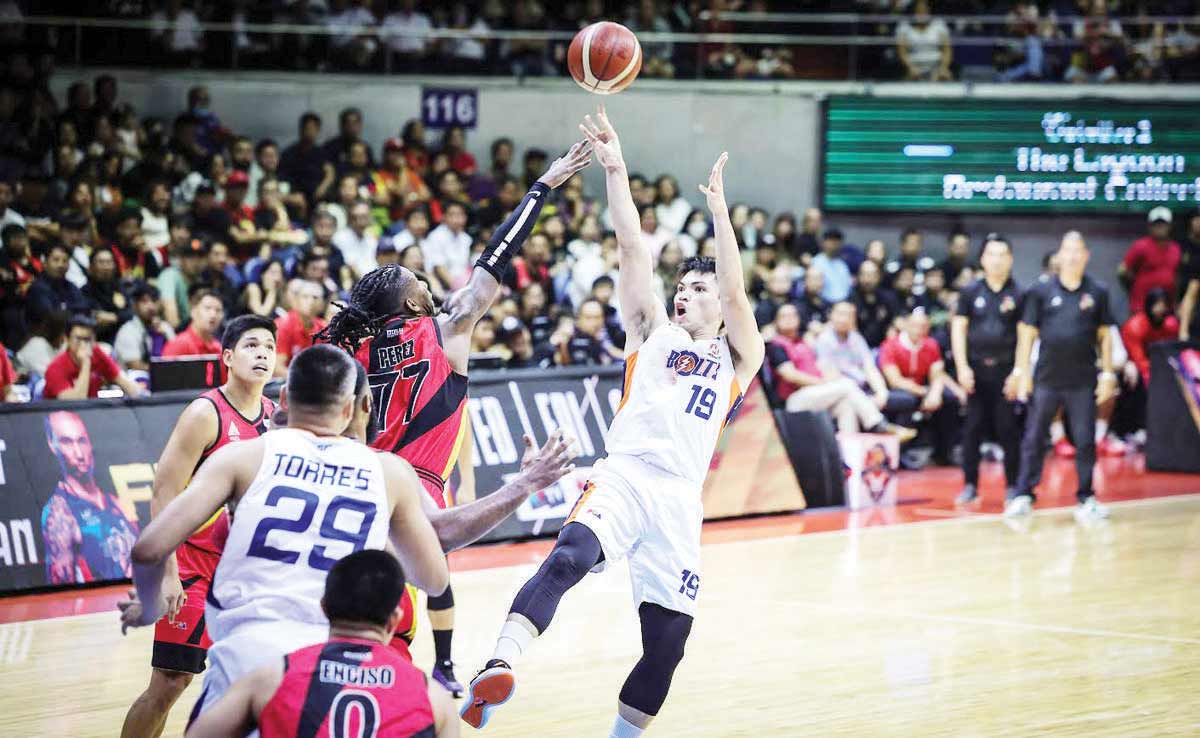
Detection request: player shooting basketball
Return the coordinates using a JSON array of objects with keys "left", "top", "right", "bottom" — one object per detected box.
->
[
  {"left": 461, "top": 107, "right": 765, "bottom": 738},
  {"left": 315, "top": 139, "right": 592, "bottom": 695}
]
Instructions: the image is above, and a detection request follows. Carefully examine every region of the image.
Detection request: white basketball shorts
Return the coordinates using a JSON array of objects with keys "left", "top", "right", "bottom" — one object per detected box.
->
[
  {"left": 568, "top": 452, "right": 704, "bottom": 617},
  {"left": 192, "top": 620, "right": 327, "bottom": 721}
]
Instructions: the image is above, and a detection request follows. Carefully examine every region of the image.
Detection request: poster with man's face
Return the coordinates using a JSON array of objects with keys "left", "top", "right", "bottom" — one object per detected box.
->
[
  {"left": 0, "top": 402, "right": 174, "bottom": 592},
  {"left": 41, "top": 411, "right": 140, "bottom": 584}
]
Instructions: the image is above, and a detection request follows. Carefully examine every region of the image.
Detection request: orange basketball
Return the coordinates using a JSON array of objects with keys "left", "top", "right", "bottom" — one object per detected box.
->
[{"left": 567, "top": 21, "right": 642, "bottom": 95}]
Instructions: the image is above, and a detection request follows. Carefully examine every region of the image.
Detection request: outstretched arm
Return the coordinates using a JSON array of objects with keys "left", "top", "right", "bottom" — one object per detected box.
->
[
  {"left": 122, "top": 440, "right": 259, "bottom": 632},
  {"left": 580, "top": 107, "right": 667, "bottom": 355},
  {"left": 699, "top": 153, "right": 764, "bottom": 387},
  {"left": 425, "top": 431, "right": 575, "bottom": 551},
  {"left": 438, "top": 141, "right": 592, "bottom": 370}
]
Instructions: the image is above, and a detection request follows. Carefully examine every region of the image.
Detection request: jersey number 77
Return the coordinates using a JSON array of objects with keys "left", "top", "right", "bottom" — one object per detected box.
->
[{"left": 369, "top": 360, "right": 431, "bottom": 433}]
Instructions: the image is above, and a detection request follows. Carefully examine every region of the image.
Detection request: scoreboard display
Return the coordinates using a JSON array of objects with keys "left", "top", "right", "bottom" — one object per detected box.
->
[{"left": 822, "top": 96, "right": 1200, "bottom": 214}]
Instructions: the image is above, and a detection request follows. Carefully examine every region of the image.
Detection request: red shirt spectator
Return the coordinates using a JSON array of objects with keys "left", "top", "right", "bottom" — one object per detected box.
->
[
  {"left": 511, "top": 258, "right": 551, "bottom": 294},
  {"left": 274, "top": 311, "right": 327, "bottom": 374},
  {"left": 162, "top": 289, "right": 227, "bottom": 381},
  {"left": 1122, "top": 209, "right": 1181, "bottom": 311},
  {"left": 225, "top": 200, "right": 254, "bottom": 227},
  {"left": 44, "top": 343, "right": 120, "bottom": 399},
  {"left": 879, "top": 331, "right": 942, "bottom": 385},
  {"left": 1120, "top": 310, "right": 1180, "bottom": 382},
  {"left": 163, "top": 325, "right": 226, "bottom": 384},
  {"left": 0, "top": 342, "right": 17, "bottom": 400},
  {"left": 449, "top": 150, "right": 477, "bottom": 177},
  {"left": 225, "top": 171, "right": 254, "bottom": 221},
  {"left": 162, "top": 325, "right": 222, "bottom": 358},
  {"left": 767, "top": 333, "right": 820, "bottom": 402}
]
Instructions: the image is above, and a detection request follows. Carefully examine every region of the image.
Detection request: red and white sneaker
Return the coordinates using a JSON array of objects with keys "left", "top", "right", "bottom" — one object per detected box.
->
[
  {"left": 460, "top": 660, "right": 516, "bottom": 730},
  {"left": 1097, "top": 436, "right": 1127, "bottom": 457},
  {"left": 1053, "top": 438, "right": 1076, "bottom": 458}
]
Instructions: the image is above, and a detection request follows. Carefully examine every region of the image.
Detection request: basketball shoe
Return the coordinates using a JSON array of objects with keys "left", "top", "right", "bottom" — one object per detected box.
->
[{"left": 461, "top": 659, "right": 516, "bottom": 729}]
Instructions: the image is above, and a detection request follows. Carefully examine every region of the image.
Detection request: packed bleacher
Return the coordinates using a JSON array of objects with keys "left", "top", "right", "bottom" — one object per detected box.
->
[
  {"left": 0, "top": 66, "right": 1197, "bottom": 469},
  {"left": 2, "top": 1, "right": 1199, "bottom": 82}
]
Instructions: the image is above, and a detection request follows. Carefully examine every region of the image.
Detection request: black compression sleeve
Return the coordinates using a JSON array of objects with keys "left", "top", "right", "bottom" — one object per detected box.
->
[{"left": 475, "top": 182, "right": 551, "bottom": 281}]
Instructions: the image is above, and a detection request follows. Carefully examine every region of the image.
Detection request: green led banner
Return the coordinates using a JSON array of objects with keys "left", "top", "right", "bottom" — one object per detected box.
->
[{"left": 822, "top": 96, "right": 1200, "bottom": 214}]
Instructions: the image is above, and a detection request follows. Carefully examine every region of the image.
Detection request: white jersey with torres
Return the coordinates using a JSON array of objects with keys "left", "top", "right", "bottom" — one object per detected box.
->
[
  {"left": 207, "top": 428, "right": 391, "bottom": 642},
  {"left": 605, "top": 323, "right": 743, "bottom": 485}
]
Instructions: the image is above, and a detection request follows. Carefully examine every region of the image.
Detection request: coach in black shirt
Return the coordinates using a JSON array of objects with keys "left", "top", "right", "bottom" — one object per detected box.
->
[
  {"left": 951, "top": 234, "right": 1023, "bottom": 504},
  {"left": 1011, "top": 232, "right": 1116, "bottom": 522}
]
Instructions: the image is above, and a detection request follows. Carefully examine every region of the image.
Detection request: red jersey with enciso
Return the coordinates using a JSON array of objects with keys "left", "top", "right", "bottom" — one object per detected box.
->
[
  {"left": 353, "top": 316, "right": 469, "bottom": 509},
  {"left": 258, "top": 639, "right": 436, "bottom": 738}
]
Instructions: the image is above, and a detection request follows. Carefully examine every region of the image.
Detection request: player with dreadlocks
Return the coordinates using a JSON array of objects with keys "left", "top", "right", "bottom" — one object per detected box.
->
[{"left": 316, "top": 139, "right": 591, "bottom": 697}]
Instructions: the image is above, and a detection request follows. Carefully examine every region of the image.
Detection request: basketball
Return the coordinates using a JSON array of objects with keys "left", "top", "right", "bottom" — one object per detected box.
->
[{"left": 567, "top": 21, "right": 642, "bottom": 95}]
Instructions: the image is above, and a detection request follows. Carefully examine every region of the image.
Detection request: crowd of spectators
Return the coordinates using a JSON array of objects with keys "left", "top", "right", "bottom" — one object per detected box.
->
[
  {"left": 0, "top": 67, "right": 1197, "bottom": 472},
  {"left": 762, "top": 204, "right": 1200, "bottom": 467},
  {"left": 3, "top": 1, "right": 1198, "bottom": 82}
]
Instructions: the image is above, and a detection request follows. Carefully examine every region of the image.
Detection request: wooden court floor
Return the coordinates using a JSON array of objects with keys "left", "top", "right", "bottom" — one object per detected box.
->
[{"left": 2, "top": 493, "right": 1198, "bottom": 737}]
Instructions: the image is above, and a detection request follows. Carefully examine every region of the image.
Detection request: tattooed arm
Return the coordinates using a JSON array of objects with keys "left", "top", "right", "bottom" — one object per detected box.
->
[{"left": 42, "top": 494, "right": 81, "bottom": 584}]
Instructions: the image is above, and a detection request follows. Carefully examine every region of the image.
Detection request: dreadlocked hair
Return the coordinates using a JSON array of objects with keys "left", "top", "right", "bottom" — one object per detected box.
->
[{"left": 314, "top": 264, "right": 411, "bottom": 353}]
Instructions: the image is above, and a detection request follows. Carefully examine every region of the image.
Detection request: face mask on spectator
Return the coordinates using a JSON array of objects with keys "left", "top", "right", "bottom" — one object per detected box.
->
[{"left": 687, "top": 221, "right": 708, "bottom": 240}]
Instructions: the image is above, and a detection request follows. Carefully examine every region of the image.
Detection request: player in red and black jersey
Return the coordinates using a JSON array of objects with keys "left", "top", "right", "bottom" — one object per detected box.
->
[
  {"left": 317, "top": 140, "right": 592, "bottom": 696},
  {"left": 120, "top": 315, "right": 278, "bottom": 738},
  {"left": 185, "top": 550, "right": 457, "bottom": 738}
]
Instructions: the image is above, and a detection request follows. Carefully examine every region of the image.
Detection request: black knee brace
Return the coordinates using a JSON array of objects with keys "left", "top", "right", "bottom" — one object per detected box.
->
[
  {"left": 511, "top": 522, "right": 603, "bottom": 633},
  {"left": 428, "top": 581, "right": 454, "bottom": 611},
  {"left": 618, "top": 603, "right": 694, "bottom": 717}
]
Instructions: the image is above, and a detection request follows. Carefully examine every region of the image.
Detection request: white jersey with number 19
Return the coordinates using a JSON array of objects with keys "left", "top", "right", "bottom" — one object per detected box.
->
[
  {"left": 605, "top": 323, "right": 743, "bottom": 486},
  {"left": 207, "top": 428, "right": 391, "bottom": 644}
]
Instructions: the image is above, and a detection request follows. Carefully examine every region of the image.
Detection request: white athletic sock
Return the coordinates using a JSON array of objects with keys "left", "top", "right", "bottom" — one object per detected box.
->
[
  {"left": 1095, "top": 419, "right": 1109, "bottom": 443},
  {"left": 1049, "top": 420, "right": 1065, "bottom": 443},
  {"left": 492, "top": 619, "right": 534, "bottom": 666},
  {"left": 610, "top": 715, "right": 645, "bottom": 738}
]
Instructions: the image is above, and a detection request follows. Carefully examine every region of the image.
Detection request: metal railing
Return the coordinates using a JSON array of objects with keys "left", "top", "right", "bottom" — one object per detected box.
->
[
  {"left": 6, "top": 13, "right": 1196, "bottom": 81},
  {"left": 702, "top": 10, "right": 1200, "bottom": 26}
]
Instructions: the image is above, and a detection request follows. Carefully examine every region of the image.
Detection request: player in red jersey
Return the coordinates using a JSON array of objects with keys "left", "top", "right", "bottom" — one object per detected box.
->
[
  {"left": 120, "top": 315, "right": 278, "bottom": 738},
  {"left": 185, "top": 549, "right": 457, "bottom": 738},
  {"left": 317, "top": 139, "right": 592, "bottom": 695}
]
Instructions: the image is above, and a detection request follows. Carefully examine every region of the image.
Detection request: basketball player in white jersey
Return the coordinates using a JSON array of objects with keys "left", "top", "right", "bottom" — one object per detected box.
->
[
  {"left": 120, "top": 344, "right": 574, "bottom": 721},
  {"left": 461, "top": 108, "right": 765, "bottom": 738}
]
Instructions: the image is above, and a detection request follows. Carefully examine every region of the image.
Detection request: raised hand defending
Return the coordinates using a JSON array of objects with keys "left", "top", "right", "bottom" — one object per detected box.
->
[
  {"left": 516, "top": 429, "right": 578, "bottom": 491},
  {"left": 537, "top": 140, "right": 594, "bottom": 189}
]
